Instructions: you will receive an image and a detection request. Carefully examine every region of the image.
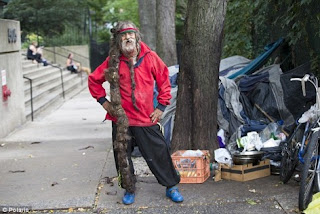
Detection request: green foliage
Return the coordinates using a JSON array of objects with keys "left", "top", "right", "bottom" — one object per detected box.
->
[
  {"left": 6, "top": 0, "right": 318, "bottom": 69},
  {"left": 21, "top": 33, "right": 44, "bottom": 49},
  {"left": 89, "top": 0, "right": 187, "bottom": 42},
  {"left": 223, "top": 0, "right": 254, "bottom": 59},
  {"left": 43, "top": 25, "right": 89, "bottom": 46},
  {"left": 87, "top": 0, "right": 109, "bottom": 25},
  {"left": 176, "top": 0, "right": 187, "bottom": 41},
  {"left": 88, "top": 0, "right": 139, "bottom": 43},
  {"left": 3, "top": 0, "right": 88, "bottom": 46},
  {"left": 256, "top": 0, "right": 319, "bottom": 71},
  {"left": 102, "top": 0, "right": 139, "bottom": 26},
  {"left": 223, "top": 0, "right": 320, "bottom": 72},
  {"left": 97, "top": 28, "right": 111, "bottom": 43}
]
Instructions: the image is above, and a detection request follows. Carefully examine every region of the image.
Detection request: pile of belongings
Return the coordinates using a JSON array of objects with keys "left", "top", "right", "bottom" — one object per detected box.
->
[{"left": 155, "top": 38, "right": 316, "bottom": 162}]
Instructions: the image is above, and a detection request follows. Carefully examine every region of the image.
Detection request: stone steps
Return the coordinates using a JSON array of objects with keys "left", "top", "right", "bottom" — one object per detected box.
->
[{"left": 22, "top": 55, "right": 87, "bottom": 120}]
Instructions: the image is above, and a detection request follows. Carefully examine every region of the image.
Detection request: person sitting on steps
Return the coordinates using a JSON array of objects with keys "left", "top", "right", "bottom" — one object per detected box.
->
[
  {"left": 66, "top": 53, "right": 79, "bottom": 74},
  {"left": 27, "top": 41, "right": 48, "bottom": 66}
]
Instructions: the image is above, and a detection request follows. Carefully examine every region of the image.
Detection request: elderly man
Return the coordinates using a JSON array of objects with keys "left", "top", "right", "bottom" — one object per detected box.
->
[{"left": 88, "top": 21, "right": 183, "bottom": 205}]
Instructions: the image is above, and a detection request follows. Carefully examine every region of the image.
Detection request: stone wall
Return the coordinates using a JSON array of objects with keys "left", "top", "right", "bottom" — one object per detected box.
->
[{"left": 0, "top": 19, "right": 25, "bottom": 138}]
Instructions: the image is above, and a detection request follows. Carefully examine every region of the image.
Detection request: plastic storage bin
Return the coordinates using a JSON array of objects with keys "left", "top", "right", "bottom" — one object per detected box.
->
[{"left": 171, "top": 150, "right": 210, "bottom": 183}]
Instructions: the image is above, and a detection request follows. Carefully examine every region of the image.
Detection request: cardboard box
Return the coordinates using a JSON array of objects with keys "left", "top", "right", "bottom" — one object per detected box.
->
[
  {"left": 221, "top": 159, "right": 270, "bottom": 182},
  {"left": 214, "top": 166, "right": 222, "bottom": 182}
]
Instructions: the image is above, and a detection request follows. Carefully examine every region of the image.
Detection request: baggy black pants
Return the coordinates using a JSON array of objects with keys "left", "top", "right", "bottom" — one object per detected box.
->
[{"left": 112, "top": 122, "right": 180, "bottom": 191}]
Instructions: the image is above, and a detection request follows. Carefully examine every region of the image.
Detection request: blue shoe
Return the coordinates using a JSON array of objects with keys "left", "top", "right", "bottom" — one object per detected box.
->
[
  {"left": 166, "top": 186, "right": 184, "bottom": 203},
  {"left": 122, "top": 191, "right": 135, "bottom": 205}
]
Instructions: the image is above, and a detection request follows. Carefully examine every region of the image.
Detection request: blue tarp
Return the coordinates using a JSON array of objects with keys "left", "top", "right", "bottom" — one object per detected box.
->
[{"left": 228, "top": 38, "right": 284, "bottom": 79}]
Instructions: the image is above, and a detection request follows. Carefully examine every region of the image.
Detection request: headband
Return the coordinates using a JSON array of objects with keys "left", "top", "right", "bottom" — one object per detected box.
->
[{"left": 118, "top": 27, "right": 138, "bottom": 34}]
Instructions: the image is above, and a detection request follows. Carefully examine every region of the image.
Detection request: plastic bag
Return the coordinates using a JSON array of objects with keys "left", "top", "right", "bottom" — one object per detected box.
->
[
  {"left": 259, "top": 122, "right": 280, "bottom": 143},
  {"left": 217, "top": 129, "right": 226, "bottom": 148},
  {"left": 237, "top": 131, "right": 263, "bottom": 152},
  {"left": 226, "top": 139, "right": 238, "bottom": 155},
  {"left": 299, "top": 104, "right": 317, "bottom": 123},
  {"left": 214, "top": 148, "right": 232, "bottom": 166},
  {"left": 182, "top": 149, "right": 203, "bottom": 157},
  {"left": 237, "top": 135, "right": 251, "bottom": 149},
  {"left": 303, "top": 192, "right": 320, "bottom": 214},
  {"left": 227, "top": 126, "right": 242, "bottom": 155},
  {"left": 263, "top": 138, "right": 281, "bottom": 148}
]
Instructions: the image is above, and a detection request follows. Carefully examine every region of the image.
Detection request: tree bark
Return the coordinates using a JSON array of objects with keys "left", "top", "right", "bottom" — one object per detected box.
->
[
  {"left": 138, "top": 0, "right": 157, "bottom": 51},
  {"left": 156, "top": 0, "right": 177, "bottom": 66},
  {"left": 171, "top": 0, "right": 227, "bottom": 160}
]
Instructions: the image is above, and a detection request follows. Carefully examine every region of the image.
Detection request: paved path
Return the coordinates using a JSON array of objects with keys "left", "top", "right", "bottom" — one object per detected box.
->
[{"left": 0, "top": 88, "right": 300, "bottom": 213}]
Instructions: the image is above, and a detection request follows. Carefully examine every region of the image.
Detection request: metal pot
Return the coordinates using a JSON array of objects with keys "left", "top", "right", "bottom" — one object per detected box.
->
[{"left": 233, "top": 151, "right": 264, "bottom": 165}]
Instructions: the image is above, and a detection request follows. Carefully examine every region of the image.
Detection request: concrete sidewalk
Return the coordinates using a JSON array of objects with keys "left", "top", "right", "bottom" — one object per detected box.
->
[{"left": 0, "top": 88, "right": 300, "bottom": 213}]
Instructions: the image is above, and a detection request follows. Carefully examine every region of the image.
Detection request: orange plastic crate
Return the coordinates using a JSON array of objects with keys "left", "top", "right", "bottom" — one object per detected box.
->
[{"left": 171, "top": 150, "right": 210, "bottom": 183}]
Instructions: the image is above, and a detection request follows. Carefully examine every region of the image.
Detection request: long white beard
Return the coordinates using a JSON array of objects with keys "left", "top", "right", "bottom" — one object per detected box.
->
[{"left": 121, "top": 38, "right": 137, "bottom": 58}]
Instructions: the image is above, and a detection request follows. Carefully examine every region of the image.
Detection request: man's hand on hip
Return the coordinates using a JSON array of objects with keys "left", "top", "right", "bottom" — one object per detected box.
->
[{"left": 150, "top": 108, "right": 163, "bottom": 123}]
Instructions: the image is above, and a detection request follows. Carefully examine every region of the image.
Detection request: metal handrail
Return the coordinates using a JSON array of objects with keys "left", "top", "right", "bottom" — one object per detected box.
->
[
  {"left": 55, "top": 46, "right": 89, "bottom": 60},
  {"left": 23, "top": 75, "right": 34, "bottom": 121},
  {"left": 43, "top": 48, "right": 84, "bottom": 87},
  {"left": 47, "top": 63, "right": 65, "bottom": 99},
  {"left": 80, "top": 68, "right": 83, "bottom": 86},
  {"left": 42, "top": 48, "right": 72, "bottom": 64},
  {"left": 26, "top": 52, "right": 82, "bottom": 98},
  {"left": 43, "top": 46, "right": 88, "bottom": 65},
  {"left": 22, "top": 54, "right": 66, "bottom": 121}
]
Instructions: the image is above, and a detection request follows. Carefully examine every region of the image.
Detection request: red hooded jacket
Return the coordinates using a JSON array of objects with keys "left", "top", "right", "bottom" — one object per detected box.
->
[{"left": 88, "top": 42, "right": 172, "bottom": 126}]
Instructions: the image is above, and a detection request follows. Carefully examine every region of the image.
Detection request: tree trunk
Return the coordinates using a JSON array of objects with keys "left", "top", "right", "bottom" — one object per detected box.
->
[
  {"left": 171, "top": 0, "right": 227, "bottom": 161},
  {"left": 156, "top": 0, "right": 177, "bottom": 66},
  {"left": 138, "top": 0, "right": 157, "bottom": 51}
]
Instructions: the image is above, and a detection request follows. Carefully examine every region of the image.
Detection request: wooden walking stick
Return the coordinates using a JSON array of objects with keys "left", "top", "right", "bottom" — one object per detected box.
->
[{"left": 254, "top": 103, "right": 289, "bottom": 136}]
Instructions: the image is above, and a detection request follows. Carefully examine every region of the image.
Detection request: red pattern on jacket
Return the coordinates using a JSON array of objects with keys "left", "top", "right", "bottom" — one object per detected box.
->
[{"left": 88, "top": 42, "right": 172, "bottom": 126}]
